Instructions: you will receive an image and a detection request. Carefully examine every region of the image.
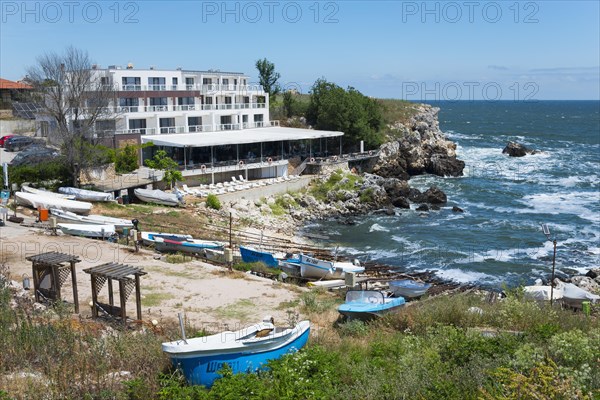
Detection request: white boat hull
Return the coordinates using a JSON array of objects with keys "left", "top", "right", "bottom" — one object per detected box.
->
[
  {"left": 50, "top": 208, "right": 133, "bottom": 230},
  {"left": 58, "top": 223, "right": 115, "bottom": 238},
  {"left": 134, "top": 189, "right": 181, "bottom": 207},
  {"left": 15, "top": 192, "right": 92, "bottom": 215}
]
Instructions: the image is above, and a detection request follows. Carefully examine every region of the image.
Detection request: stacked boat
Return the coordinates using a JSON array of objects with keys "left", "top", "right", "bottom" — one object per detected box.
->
[
  {"left": 15, "top": 191, "right": 93, "bottom": 215},
  {"left": 282, "top": 254, "right": 365, "bottom": 280},
  {"left": 50, "top": 208, "right": 134, "bottom": 230}
]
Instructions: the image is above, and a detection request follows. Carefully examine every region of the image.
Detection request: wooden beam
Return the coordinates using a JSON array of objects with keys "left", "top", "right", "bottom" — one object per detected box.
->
[
  {"left": 32, "top": 261, "right": 40, "bottom": 303},
  {"left": 51, "top": 265, "right": 61, "bottom": 302}
]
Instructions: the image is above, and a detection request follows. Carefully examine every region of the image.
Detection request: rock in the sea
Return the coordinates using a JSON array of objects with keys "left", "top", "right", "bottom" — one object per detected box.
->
[
  {"left": 416, "top": 204, "right": 429, "bottom": 212},
  {"left": 452, "top": 206, "right": 464, "bottom": 213},
  {"left": 392, "top": 196, "right": 410, "bottom": 209},
  {"left": 586, "top": 268, "right": 600, "bottom": 279},
  {"left": 427, "top": 153, "right": 465, "bottom": 177},
  {"left": 502, "top": 141, "right": 537, "bottom": 157},
  {"left": 423, "top": 186, "right": 447, "bottom": 204},
  {"left": 408, "top": 188, "right": 424, "bottom": 203}
]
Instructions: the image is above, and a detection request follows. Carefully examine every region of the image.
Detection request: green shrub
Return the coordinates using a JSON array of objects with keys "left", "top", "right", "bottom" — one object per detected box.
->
[{"left": 205, "top": 194, "right": 221, "bottom": 210}]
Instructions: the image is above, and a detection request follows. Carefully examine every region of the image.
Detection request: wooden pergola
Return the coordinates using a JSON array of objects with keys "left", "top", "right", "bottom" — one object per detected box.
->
[
  {"left": 26, "top": 252, "right": 81, "bottom": 313},
  {"left": 83, "top": 263, "right": 147, "bottom": 323}
]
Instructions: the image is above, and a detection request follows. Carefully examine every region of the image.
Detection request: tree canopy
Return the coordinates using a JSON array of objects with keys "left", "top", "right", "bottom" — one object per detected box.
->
[
  {"left": 144, "top": 149, "right": 182, "bottom": 189},
  {"left": 26, "top": 46, "right": 116, "bottom": 186},
  {"left": 306, "top": 79, "right": 385, "bottom": 149},
  {"left": 255, "top": 58, "right": 281, "bottom": 98}
]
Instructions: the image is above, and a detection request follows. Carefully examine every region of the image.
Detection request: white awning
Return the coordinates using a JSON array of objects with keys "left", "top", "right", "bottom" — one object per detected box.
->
[{"left": 140, "top": 127, "right": 344, "bottom": 148}]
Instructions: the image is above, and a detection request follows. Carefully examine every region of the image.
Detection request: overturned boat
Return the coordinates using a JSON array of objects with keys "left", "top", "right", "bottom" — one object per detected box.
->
[
  {"left": 15, "top": 191, "right": 92, "bottom": 215},
  {"left": 154, "top": 236, "right": 225, "bottom": 254},
  {"left": 134, "top": 188, "right": 183, "bottom": 207},
  {"left": 59, "top": 187, "right": 114, "bottom": 202},
  {"left": 338, "top": 290, "right": 406, "bottom": 321},
  {"left": 58, "top": 223, "right": 116, "bottom": 238}
]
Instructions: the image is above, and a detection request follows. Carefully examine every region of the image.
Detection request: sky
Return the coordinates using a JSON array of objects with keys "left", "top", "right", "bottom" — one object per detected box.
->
[{"left": 1, "top": 0, "right": 599, "bottom": 100}]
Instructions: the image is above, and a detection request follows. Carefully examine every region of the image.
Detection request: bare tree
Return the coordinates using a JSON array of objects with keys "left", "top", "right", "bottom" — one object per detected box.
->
[{"left": 27, "top": 46, "right": 117, "bottom": 187}]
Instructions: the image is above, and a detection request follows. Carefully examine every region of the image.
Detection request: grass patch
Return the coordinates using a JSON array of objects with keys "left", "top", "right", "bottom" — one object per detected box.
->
[
  {"left": 269, "top": 203, "right": 286, "bottom": 216},
  {"left": 276, "top": 299, "right": 301, "bottom": 310},
  {"left": 310, "top": 170, "right": 364, "bottom": 202},
  {"left": 213, "top": 298, "right": 257, "bottom": 321},
  {"left": 141, "top": 292, "right": 174, "bottom": 307},
  {"left": 165, "top": 253, "right": 190, "bottom": 264}
]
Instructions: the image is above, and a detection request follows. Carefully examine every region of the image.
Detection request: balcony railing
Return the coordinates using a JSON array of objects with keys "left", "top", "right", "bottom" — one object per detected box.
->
[{"left": 114, "top": 83, "right": 264, "bottom": 93}]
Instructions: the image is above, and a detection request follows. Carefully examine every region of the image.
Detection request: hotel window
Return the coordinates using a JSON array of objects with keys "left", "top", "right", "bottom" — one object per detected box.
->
[
  {"left": 100, "top": 76, "right": 110, "bottom": 86},
  {"left": 96, "top": 120, "right": 116, "bottom": 133},
  {"left": 178, "top": 97, "right": 195, "bottom": 110},
  {"left": 148, "top": 77, "right": 166, "bottom": 90},
  {"left": 222, "top": 79, "right": 229, "bottom": 85},
  {"left": 172, "top": 77, "right": 178, "bottom": 85},
  {"left": 129, "top": 119, "right": 147, "bottom": 134},
  {"left": 224, "top": 96, "right": 232, "bottom": 105},
  {"left": 178, "top": 97, "right": 195, "bottom": 105},
  {"left": 119, "top": 97, "right": 139, "bottom": 112},
  {"left": 188, "top": 116, "right": 202, "bottom": 132},
  {"left": 122, "top": 77, "right": 141, "bottom": 90},
  {"left": 202, "top": 78, "right": 212, "bottom": 84},
  {"left": 185, "top": 77, "right": 194, "bottom": 89},
  {"left": 149, "top": 97, "right": 168, "bottom": 111},
  {"left": 254, "top": 114, "right": 264, "bottom": 127},
  {"left": 159, "top": 118, "right": 176, "bottom": 133}
]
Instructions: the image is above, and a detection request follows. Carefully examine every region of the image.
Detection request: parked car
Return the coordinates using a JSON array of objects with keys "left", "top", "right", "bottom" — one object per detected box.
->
[
  {"left": 0, "top": 135, "right": 15, "bottom": 147},
  {"left": 9, "top": 145, "right": 60, "bottom": 166},
  {"left": 4, "top": 136, "right": 34, "bottom": 152}
]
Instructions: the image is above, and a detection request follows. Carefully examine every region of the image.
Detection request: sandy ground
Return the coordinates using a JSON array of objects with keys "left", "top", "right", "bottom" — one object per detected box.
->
[{"left": 0, "top": 214, "right": 306, "bottom": 331}]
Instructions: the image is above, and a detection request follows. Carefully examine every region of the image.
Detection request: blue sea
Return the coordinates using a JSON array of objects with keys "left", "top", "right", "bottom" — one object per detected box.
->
[{"left": 303, "top": 101, "right": 600, "bottom": 288}]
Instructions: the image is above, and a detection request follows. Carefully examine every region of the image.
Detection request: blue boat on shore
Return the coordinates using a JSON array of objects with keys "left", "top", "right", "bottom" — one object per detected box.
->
[
  {"left": 338, "top": 290, "right": 406, "bottom": 321},
  {"left": 162, "top": 318, "right": 310, "bottom": 387},
  {"left": 239, "top": 245, "right": 282, "bottom": 267}
]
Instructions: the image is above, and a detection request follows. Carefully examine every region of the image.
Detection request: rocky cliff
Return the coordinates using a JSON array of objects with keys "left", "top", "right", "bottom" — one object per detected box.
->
[{"left": 373, "top": 104, "right": 465, "bottom": 179}]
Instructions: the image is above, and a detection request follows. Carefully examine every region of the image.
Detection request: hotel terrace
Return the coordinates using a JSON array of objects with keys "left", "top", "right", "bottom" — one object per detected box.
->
[{"left": 39, "top": 64, "right": 345, "bottom": 185}]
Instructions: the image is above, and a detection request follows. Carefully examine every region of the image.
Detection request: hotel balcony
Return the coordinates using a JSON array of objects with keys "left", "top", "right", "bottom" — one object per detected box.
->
[
  {"left": 73, "top": 103, "right": 266, "bottom": 115},
  {"left": 115, "top": 84, "right": 264, "bottom": 94}
]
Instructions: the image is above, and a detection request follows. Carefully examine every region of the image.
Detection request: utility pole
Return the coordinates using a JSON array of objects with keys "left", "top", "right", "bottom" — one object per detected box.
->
[{"left": 542, "top": 224, "right": 558, "bottom": 305}]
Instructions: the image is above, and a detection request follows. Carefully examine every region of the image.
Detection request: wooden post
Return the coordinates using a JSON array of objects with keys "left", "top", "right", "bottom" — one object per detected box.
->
[
  {"left": 90, "top": 274, "right": 98, "bottom": 318},
  {"left": 32, "top": 262, "right": 40, "bottom": 303},
  {"left": 229, "top": 212, "right": 233, "bottom": 271},
  {"left": 108, "top": 278, "right": 114, "bottom": 307},
  {"left": 135, "top": 275, "right": 142, "bottom": 321},
  {"left": 51, "top": 264, "right": 61, "bottom": 302},
  {"left": 71, "top": 261, "right": 79, "bottom": 314},
  {"left": 119, "top": 280, "right": 127, "bottom": 323}
]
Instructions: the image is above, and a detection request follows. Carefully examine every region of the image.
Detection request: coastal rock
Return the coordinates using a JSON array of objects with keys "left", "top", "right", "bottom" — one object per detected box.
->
[
  {"left": 423, "top": 186, "right": 447, "bottom": 204},
  {"left": 586, "top": 268, "right": 600, "bottom": 279},
  {"left": 570, "top": 276, "right": 600, "bottom": 294},
  {"left": 502, "top": 141, "right": 537, "bottom": 157},
  {"left": 427, "top": 153, "right": 466, "bottom": 177},
  {"left": 452, "top": 206, "right": 464, "bottom": 213},
  {"left": 374, "top": 104, "right": 464, "bottom": 179},
  {"left": 416, "top": 204, "right": 429, "bottom": 212},
  {"left": 392, "top": 196, "right": 410, "bottom": 209},
  {"left": 408, "top": 188, "right": 424, "bottom": 203}
]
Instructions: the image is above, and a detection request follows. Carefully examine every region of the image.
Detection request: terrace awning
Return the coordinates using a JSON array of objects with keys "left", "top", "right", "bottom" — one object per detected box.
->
[{"left": 140, "top": 126, "right": 343, "bottom": 148}]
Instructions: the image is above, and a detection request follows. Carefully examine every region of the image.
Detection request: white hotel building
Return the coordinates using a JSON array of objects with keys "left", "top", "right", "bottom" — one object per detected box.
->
[{"left": 85, "top": 64, "right": 344, "bottom": 183}]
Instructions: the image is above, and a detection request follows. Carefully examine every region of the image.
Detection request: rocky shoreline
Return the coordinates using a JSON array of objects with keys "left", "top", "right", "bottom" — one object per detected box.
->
[{"left": 214, "top": 104, "right": 466, "bottom": 231}]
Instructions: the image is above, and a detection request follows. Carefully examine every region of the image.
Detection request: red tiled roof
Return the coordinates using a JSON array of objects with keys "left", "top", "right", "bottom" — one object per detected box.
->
[{"left": 0, "top": 78, "right": 32, "bottom": 90}]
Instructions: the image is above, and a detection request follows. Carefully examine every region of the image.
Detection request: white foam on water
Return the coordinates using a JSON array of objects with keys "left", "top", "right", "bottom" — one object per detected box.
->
[
  {"left": 517, "top": 191, "right": 600, "bottom": 223},
  {"left": 435, "top": 268, "right": 496, "bottom": 284},
  {"left": 369, "top": 223, "right": 390, "bottom": 233}
]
